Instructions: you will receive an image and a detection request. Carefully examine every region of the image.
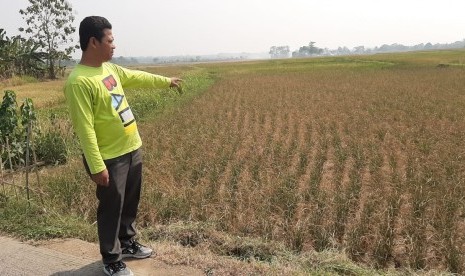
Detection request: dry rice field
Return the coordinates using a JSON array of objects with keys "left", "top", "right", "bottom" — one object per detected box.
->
[{"left": 136, "top": 54, "right": 465, "bottom": 272}]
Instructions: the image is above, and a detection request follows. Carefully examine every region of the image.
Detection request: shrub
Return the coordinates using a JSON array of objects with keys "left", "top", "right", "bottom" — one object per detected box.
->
[
  {"left": 34, "top": 130, "right": 68, "bottom": 165},
  {"left": 0, "top": 90, "right": 68, "bottom": 168}
]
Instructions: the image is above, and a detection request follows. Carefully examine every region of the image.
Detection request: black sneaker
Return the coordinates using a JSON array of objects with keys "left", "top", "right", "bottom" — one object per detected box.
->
[
  {"left": 122, "top": 241, "right": 153, "bottom": 259},
  {"left": 103, "top": 260, "right": 133, "bottom": 276}
]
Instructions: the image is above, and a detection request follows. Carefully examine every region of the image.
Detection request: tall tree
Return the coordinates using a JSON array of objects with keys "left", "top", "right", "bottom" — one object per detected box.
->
[{"left": 19, "top": 0, "right": 77, "bottom": 79}]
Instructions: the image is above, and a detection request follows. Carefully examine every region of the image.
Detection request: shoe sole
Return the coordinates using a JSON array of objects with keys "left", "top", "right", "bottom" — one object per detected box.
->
[{"left": 122, "top": 252, "right": 153, "bottom": 259}]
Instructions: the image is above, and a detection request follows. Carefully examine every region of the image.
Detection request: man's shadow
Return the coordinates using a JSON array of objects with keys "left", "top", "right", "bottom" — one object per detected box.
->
[{"left": 50, "top": 260, "right": 103, "bottom": 276}]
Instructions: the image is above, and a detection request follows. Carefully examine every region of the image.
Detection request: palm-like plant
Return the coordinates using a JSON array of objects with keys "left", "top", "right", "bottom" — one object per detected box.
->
[{"left": 0, "top": 29, "right": 46, "bottom": 79}]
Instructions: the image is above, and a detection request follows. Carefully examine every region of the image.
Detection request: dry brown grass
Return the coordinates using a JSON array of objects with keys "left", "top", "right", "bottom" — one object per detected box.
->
[
  {"left": 136, "top": 54, "right": 465, "bottom": 273},
  {"left": 2, "top": 79, "right": 66, "bottom": 108}
]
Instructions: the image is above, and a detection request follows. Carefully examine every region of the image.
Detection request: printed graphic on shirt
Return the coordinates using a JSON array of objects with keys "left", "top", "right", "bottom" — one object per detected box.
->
[
  {"left": 102, "top": 74, "right": 136, "bottom": 129},
  {"left": 119, "top": 107, "right": 135, "bottom": 127},
  {"left": 110, "top": 93, "right": 124, "bottom": 110},
  {"left": 102, "top": 75, "right": 117, "bottom": 91}
]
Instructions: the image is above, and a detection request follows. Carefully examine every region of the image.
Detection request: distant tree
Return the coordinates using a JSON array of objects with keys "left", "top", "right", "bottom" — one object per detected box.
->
[
  {"left": 424, "top": 42, "right": 433, "bottom": 50},
  {"left": 449, "top": 40, "right": 465, "bottom": 49},
  {"left": 269, "top": 46, "right": 276, "bottom": 57},
  {"left": 336, "top": 46, "right": 351, "bottom": 55},
  {"left": 378, "top": 44, "right": 390, "bottom": 52},
  {"left": 353, "top": 46, "right": 365, "bottom": 54},
  {"left": 269, "top": 46, "right": 290, "bottom": 58},
  {"left": 308, "top": 41, "right": 317, "bottom": 54},
  {"left": 292, "top": 41, "right": 323, "bottom": 57},
  {"left": 19, "top": 0, "right": 78, "bottom": 79}
]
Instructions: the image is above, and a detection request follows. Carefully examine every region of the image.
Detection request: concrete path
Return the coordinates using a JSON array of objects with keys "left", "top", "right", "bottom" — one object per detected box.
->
[{"left": 0, "top": 236, "right": 203, "bottom": 276}]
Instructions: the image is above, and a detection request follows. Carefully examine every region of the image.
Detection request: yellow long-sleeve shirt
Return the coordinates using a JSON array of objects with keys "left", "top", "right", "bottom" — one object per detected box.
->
[{"left": 64, "top": 62, "right": 171, "bottom": 174}]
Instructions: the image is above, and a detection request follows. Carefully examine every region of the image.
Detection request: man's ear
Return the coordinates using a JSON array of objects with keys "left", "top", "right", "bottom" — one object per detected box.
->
[{"left": 89, "top": 37, "right": 98, "bottom": 49}]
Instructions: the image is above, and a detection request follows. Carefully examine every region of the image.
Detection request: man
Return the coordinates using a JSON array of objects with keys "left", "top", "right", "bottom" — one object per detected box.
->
[{"left": 64, "top": 16, "right": 182, "bottom": 276}]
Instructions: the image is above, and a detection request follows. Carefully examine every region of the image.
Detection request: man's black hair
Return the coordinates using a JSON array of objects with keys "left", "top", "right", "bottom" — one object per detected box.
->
[{"left": 79, "top": 16, "right": 112, "bottom": 51}]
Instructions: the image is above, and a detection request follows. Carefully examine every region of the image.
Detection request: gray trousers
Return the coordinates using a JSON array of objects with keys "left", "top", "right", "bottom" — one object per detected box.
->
[{"left": 83, "top": 149, "right": 142, "bottom": 264}]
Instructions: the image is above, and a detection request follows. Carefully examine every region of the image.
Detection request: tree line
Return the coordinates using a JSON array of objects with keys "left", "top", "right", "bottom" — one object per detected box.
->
[
  {"left": 0, "top": 0, "right": 77, "bottom": 80},
  {"left": 270, "top": 39, "right": 465, "bottom": 58}
]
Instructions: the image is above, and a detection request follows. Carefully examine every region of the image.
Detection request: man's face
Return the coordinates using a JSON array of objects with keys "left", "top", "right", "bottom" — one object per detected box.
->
[{"left": 97, "top": 28, "right": 115, "bottom": 61}]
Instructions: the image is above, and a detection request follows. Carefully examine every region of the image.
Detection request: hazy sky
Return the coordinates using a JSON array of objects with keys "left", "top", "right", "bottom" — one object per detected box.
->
[{"left": 1, "top": 0, "right": 465, "bottom": 58}]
